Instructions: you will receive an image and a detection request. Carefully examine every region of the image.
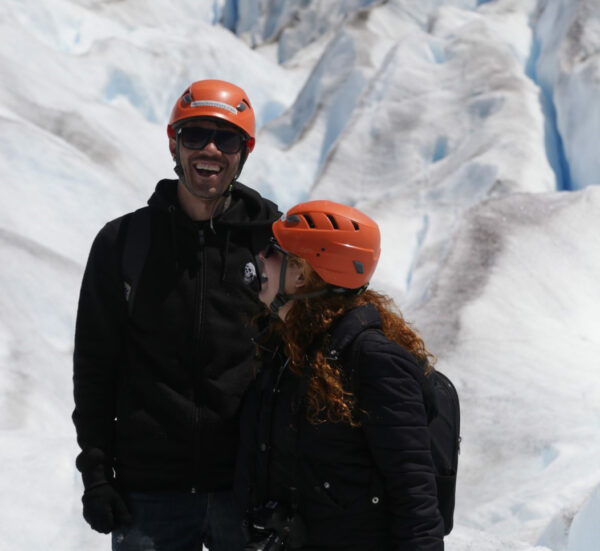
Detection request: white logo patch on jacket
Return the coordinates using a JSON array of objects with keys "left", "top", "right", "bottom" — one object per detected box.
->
[{"left": 242, "top": 261, "right": 257, "bottom": 285}]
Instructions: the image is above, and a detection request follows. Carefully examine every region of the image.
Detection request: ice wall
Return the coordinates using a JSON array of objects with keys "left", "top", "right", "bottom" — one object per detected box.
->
[
  {"left": 229, "top": 0, "right": 600, "bottom": 194},
  {"left": 567, "top": 484, "right": 600, "bottom": 551},
  {"left": 246, "top": 0, "right": 600, "bottom": 307},
  {"left": 533, "top": 0, "right": 600, "bottom": 191},
  {"left": 304, "top": 1, "right": 555, "bottom": 305},
  {"left": 220, "top": 0, "right": 386, "bottom": 62},
  {"left": 411, "top": 186, "right": 600, "bottom": 547},
  {"left": 2, "top": 1, "right": 600, "bottom": 550}
]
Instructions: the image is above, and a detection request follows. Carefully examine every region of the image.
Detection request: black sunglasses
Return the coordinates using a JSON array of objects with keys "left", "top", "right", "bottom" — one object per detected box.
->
[
  {"left": 178, "top": 126, "right": 246, "bottom": 154},
  {"left": 263, "top": 238, "right": 288, "bottom": 258}
]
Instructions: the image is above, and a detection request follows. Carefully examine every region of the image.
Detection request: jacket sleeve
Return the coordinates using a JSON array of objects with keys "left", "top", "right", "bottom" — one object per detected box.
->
[
  {"left": 72, "top": 218, "right": 127, "bottom": 490},
  {"left": 357, "top": 334, "right": 445, "bottom": 551}
]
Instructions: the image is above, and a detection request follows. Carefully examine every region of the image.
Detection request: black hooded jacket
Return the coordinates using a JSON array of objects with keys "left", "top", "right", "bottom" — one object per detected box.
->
[
  {"left": 236, "top": 304, "right": 444, "bottom": 551},
  {"left": 73, "top": 179, "right": 280, "bottom": 493}
]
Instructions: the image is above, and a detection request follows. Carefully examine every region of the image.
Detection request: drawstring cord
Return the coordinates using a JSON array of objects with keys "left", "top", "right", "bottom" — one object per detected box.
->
[{"left": 221, "top": 229, "right": 231, "bottom": 281}]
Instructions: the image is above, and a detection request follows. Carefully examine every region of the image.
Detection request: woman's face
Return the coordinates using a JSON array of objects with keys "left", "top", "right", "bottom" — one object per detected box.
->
[{"left": 257, "top": 244, "right": 304, "bottom": 319}]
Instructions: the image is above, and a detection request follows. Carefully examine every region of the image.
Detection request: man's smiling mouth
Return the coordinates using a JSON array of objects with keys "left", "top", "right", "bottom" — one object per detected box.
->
[{"left": 193, "top": 162, "right": 222, "bottom": 176}]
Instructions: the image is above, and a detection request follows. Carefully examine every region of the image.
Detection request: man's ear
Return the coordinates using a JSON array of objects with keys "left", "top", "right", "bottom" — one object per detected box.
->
[{"left": 169, "top": 138, "right": 176, "bottom": 160}]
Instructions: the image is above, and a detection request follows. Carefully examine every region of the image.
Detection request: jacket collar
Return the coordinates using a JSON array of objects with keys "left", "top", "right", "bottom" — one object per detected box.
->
[{"left": 147, "top": 179, "right": 279, "bottom": 228}]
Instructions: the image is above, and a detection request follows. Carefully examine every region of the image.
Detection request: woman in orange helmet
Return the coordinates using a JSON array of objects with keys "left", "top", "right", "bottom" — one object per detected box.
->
[{"left": 236, "top": 201, "right": 445, "bottom": 550}]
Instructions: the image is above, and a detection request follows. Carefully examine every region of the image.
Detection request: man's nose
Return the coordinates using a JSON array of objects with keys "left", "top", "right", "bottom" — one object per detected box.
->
[{"left": 201, "top": 139, "right": 220, "bottom": 153}]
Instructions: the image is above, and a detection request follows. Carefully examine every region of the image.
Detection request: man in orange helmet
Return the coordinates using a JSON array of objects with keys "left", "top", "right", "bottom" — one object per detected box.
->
[{"left": 73, "top": 80, "right": 280, "bottom": 550}]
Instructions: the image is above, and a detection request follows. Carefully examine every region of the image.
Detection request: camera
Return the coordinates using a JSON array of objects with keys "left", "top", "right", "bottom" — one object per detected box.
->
[{"left": 243, "top": 501, "right": 307, "bottom": 551}]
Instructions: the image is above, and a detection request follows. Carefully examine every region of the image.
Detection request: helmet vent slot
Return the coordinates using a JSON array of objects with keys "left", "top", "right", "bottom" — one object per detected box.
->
[
  {"left": 326, "top": 214, "right": 339, "bottom": 229},
  {"left": 303, "top": 214, "right": 315, "bottom": 228},
  {"left": 352, "top": 220, "right": 359, "bottom": 230}
]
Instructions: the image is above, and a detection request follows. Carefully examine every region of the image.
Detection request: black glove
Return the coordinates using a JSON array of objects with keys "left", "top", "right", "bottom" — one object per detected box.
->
[{"left": 82, "top": 483, "right": 132, "bottom": 534}]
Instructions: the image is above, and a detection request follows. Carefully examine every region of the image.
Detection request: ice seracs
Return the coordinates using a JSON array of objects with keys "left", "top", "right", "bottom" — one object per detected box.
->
[{"left": 2, "top": 1, "right": 600, "bottom": 551}]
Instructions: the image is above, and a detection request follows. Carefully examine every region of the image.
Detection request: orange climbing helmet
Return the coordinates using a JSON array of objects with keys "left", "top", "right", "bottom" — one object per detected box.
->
[
  {"left": 273, "top": 200, "right": 381, "bottom": 290},
  {"left": 167, "top": 79, "right": 256, "bottom": 153}
]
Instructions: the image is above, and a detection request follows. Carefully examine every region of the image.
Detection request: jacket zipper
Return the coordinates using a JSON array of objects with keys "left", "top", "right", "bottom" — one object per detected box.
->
[{"left": 191, "top": 227, "right": 206, "bottom": 493}]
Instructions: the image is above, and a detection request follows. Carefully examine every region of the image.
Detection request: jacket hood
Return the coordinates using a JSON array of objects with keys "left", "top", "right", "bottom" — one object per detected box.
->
[
  {"left": 148, "top": 179, "right": 280, "bottom": 230},
  {"left": 328, "top": 304, "right": 439, "bottom": 423},
  {"left": 327, "top": 304, "right": 382, "bottom": 357}
]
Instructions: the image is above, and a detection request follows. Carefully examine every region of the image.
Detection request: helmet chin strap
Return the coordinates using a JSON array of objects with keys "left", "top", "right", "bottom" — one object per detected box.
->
[{"left": 268, "top": 254, "right": 291, "bottom": 317}]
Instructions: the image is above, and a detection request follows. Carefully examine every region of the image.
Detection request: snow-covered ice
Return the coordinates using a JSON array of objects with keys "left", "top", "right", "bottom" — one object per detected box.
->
[{"left": 1, "top": 1, "right": 599, "bottom": 550}]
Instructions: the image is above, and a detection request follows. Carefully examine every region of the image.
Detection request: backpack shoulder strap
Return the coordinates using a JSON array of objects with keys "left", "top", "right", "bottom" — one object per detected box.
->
[
  {"left": 346, "top": 327, "right": 425, "bottom": 385},
  {"left": 346, "top": 328, "right": 438, "bottom": 420},
  {"left": 122, "top": 207, "right": 151, "bottom": 316}
]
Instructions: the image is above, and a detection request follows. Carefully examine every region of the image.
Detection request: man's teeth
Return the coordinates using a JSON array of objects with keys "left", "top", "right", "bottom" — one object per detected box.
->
[
  {"left": 260, "top": 274, "right": 268, "bottom": 282},
  {"left": 194, "top": 162, "right": 221, "bottom": 173}
]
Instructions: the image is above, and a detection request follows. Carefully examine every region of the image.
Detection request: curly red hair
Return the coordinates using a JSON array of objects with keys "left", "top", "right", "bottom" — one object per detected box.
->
[{"left": 265, "top": 258, "right": 434, "bottom": 426}]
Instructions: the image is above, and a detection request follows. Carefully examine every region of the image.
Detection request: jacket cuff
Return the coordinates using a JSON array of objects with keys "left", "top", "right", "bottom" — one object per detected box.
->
[{"left": 76, "top": 448, "right": 113, "bottom": 490}]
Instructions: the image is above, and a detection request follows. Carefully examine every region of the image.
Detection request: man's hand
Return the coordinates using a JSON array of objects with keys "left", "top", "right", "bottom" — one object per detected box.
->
[{"left": 82, "top": 483, "right": 132, "bottom": 534}]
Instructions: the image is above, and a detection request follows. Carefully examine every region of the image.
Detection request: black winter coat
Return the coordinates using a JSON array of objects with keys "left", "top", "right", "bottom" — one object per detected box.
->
[
  {"left": 73, "top": 179, "right": 280, "bottom": 493},
  {"left": 236, "top": 305, "right": 444, "bottom": 551}
]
